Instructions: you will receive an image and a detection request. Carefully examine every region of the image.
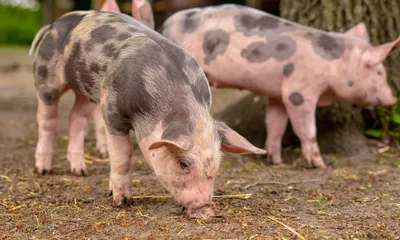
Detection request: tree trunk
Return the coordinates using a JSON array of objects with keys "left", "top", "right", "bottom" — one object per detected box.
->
[{"left": 216, "top": 1, "right": 400, "bottom": 160}]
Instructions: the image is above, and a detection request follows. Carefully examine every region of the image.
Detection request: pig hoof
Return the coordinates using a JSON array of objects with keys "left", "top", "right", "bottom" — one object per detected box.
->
[
  {"left": 187, "top": 206, "right": 215, "bottom": 219},
  {"left": 34, "top": 167, "right": 50, "bottom": 175},
  {"left": 71, "top": 167, "right": 87, "bottom": 176},
  {"left": 113, "top": 197, "right": 132, "bottom": 207},
  {"left": 95, "top": 149, "right": 109, "bottom": 159},
  {"left": 312, "top": 162, "right": 327, "bottom": 169}
]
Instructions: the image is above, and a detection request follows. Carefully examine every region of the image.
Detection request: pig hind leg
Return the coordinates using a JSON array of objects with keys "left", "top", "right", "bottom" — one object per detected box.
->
[
  {"left": 35, "top": 90, "right": 62, "bottom": 175},
  {"left": 67, "top": 91, "right": 97, "bottom": 176},
  {"left": 92, "top": 105, "right": 109, "bottom": 158},
  {"left": 265, "top": 98, "right": 288, "bottom": 165}
]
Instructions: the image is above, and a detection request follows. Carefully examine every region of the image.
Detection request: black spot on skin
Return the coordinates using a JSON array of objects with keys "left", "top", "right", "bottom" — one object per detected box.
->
[
  {"left": 90, "top": 25, "right": 117, "bottom": 44},
  {"left": 241, "top": 36, "right": 296, "bottom": 63},
  {"left": 90, "top": 62, "right": 101, "bottom": 74},
  {"left": 65, "top": 42, "right": 98, "bottom": 102},
  {"left": 311, "top": 32, "right": 345, "bottom": 60},
  {"left": 38, "top": 65, "right": 48, "bottom": 78},
  {"left": 103, "top": 43, "right": 119, "bottom": 58},
  {"left": 161, "top": 122, "right": 192, "bottom": 141},
  {"left": 283, "top": 63, "right": 294, "bottom": 77},
  {"left": 38, "top": 86, "right": 59, "bottom": 105},
  {"left": 117, "top": 32, "right": 131, "bottom": 41},
  {"left": 179, "top": 10, "right": 200, "bottom": 33},
  {"left": 52, "top": 13, "right": 84, "bottom": 52},
  {"left": 289, "top": 92, "right": 304, "bottom": 106},
  {"left": 38, "top": 34, "right": 56, "bottom": 61},
  {"left": 234, "top": 12, "right": 280, "bottom": 37},
  {"left": 203, "top": 29, "right": 230, "bottom": 65},
  {"left": 348, "top": 80, "right": 353, "bottom": 87}
]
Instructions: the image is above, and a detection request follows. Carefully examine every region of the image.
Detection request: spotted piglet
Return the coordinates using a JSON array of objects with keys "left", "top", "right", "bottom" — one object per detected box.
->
[
  {"left": 29, "top": 7, "right": 266, "bottom": 217},
  {"left": 158, "top": 4, "right": 400, "bottom": 168}
]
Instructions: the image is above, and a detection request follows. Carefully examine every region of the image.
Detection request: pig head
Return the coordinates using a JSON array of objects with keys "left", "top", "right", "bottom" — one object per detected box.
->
[{"left": 159, "top": 4, "right": 400, "bottom": 169}]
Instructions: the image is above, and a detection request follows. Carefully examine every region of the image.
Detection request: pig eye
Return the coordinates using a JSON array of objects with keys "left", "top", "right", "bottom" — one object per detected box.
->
[
  {"left": 377, "top": 70, "right": 382, "bottom": 76},
  {"left": 178, "top": 159, "right": 190, "bottom": 170}
]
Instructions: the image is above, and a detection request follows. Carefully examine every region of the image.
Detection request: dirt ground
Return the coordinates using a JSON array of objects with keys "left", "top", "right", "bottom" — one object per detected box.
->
[{"left": 0, "top": 47, "right": 399, "bottom": 239}]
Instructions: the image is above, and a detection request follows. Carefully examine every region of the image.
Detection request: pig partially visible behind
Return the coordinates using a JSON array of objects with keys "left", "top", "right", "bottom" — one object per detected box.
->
[
  {"left": 157, "top": 4, "right": 400, "bottom": 168},
  {"left": 29, "top": 2, "right": 266, "bottom": 218}
]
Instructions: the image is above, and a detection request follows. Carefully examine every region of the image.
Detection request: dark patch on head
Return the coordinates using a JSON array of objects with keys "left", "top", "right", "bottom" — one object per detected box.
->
[
  {"left": 179, "top": 10, "right": 200, "bottom": 33},
  {"left": 347, "top": 80, "right": 353, "bottom": 87},
  {"left": 234, "top": 12, "right": 280, "bottom": 37},
  {"left": 64, "top": 42, "right": 98, "bottom": 102},
  {"left": 38, "top": 65, "right": 48, "bottom": 79},
  {"left": 52, "top": 13, "right": 85, "bottom": 52},
  {"left": 283, "top": 63, "right": 294, "bottom": 77},
  {"left": 117, "top": 32, "right": 131, "bottom": 41},
  {"left": 38, "top": 86, "right": 59, "bottom": 105},
  {"left": 289, "top": 92, "right": 304, "bottom": 106},
  {"left": 161, "top": 122, "right": 192, "bottom": 141},
  {"left": 241, "top": 36, "right": 296, "bottom": 63},
  {"left": 311, "top": 32, "right": 345, "bottom": 60},
  {"left": 38, "top": 34, "right": 56, "bottom": 61},
  {"left": 203, "top": 29, "right": 230, "bottom": 65}
]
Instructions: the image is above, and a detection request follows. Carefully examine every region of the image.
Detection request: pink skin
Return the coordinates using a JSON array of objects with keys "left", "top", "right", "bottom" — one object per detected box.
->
[
  {"left": 92, "top": 105, "right": 108, "bottom": 158},
  {"left": 161, "top": 6, "right": 400, "bottom": 168}
]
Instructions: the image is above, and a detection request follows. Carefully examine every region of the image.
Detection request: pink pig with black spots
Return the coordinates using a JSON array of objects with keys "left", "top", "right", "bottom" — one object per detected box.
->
[
  {"left": 29, "top": 0, "right": 266, "bottom": 218},
  {"left": 157, "top": 4, "right": 400, "bottom": 169}
]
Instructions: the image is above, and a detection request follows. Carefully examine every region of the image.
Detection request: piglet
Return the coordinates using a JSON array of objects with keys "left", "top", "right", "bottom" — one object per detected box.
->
[
  {"left": 29, "top": 5, "right": 266, "bottom": 218},
  {"left": 157, "top": 4, "right": 400, "bottom": 168}
]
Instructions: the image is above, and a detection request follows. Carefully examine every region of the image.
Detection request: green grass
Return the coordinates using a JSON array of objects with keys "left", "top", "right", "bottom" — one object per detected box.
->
[{"left": 0, "top": 5, "right": 41, "bottom": 46}]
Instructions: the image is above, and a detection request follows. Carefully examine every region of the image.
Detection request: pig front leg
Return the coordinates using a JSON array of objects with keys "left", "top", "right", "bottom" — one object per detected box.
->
[
  {"left": 67, "top": 92, "right": 97, "bottom": 176},
  {"left": 282, "top": 89, "right": 326, "bottom": 169},
  {"left": 35, "top": 93, "right": 60, "bottom": 175},
  {"left": 265, "top": 98, "right": 288, "bottom": 165},
  {"left": 106, "top": 132, "right": 133, "bottom": 206},
  {"left": 92, "top": 104, "right": 109, "bottom": 158}
]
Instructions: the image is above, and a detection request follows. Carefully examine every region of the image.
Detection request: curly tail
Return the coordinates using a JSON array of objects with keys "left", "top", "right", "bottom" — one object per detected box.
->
[{"left": 29, "top": 24, "right": 51, "bottom": 56}]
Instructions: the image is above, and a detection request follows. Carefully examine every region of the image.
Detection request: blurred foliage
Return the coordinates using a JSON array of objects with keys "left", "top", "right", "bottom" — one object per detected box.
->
[
  {"left": 365, "top": 98, "right": 400, "bottom": 141},
  {"left": 0, "top": 5, "right": 41, "bottom": 46}
]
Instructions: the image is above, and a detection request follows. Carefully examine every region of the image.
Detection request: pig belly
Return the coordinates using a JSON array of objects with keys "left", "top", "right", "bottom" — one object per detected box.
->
[{"left": 198, "top": 53, "right": 283, "bottom": 98}]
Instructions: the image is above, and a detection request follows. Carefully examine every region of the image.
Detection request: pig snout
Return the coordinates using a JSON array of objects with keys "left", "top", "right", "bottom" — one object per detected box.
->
[
  {"left": 378, "top": 94, "right": 397, "bottom": 106},
  {"left": 181, "top": 185, "right": 215, "bottom": 218},
  {"left": 181, "top": 187, "right": 212, "bottom": 209},
  {"left": 376, "top": 87, "right": 397, "bottom": 106}
]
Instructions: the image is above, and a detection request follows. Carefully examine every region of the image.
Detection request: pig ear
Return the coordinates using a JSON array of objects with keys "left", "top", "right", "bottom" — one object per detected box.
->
[
  {"left": 131, "top": 0, "right": 155, "bottom": 29},
  {"left": 148, "top": 135, "right": 194, "bottom": 153},
  {"left": 362, "top": 36, "right": 400, "bottom": 66},
  {"left": 344, "top": 22, "right": 369, "bottom": 42},
  {"left": 216, "top": 122, "right": 267, "bottom": 155},
  {"left": 100, "top": 0, "right": 121, "bottom": 12}
]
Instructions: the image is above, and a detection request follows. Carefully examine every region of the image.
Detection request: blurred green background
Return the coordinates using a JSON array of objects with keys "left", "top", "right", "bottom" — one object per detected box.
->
[{"left": 0, "top": 1, "right": 41, "bottom": 46}]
